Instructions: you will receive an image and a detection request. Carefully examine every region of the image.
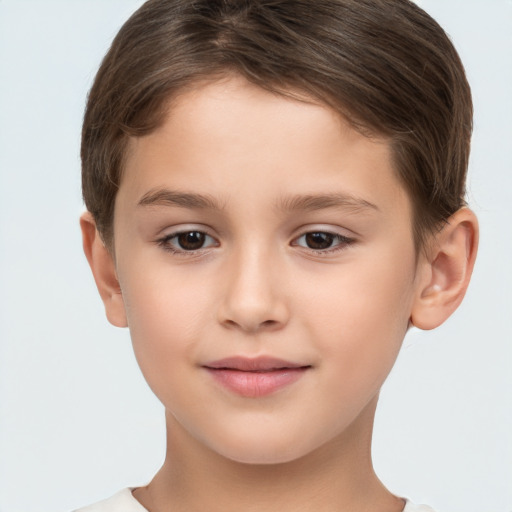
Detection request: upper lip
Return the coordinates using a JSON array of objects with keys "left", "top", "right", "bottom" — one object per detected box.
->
[{"left": 203, "top": 356, "right": 309, "bottom": 372}]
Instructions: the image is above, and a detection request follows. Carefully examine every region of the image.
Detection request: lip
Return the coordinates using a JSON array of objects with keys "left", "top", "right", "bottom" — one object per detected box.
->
[{"left": 203, "top": 357, "right": 310, "bottom": 398}]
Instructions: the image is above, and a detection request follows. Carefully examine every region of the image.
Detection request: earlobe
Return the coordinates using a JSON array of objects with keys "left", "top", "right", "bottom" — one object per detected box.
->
[
  {"left": 80, "top": 212, "right": 128, "bottom": 328},
  {"left": 410, "top": 208, "right": 478, "bottom": 330}
]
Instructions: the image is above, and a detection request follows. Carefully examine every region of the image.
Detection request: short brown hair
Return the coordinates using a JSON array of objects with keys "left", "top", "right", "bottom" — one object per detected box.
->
[{"left": 82, "top": 0, "right": 472, "bottom": 250}]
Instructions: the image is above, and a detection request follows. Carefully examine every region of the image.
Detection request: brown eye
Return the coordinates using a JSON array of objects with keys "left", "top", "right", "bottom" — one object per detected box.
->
[
  {"left": 293, "top": 231, "right": 354, "bottom": 254},
  {"left": 158, "top": 230, "right": 217, "bottom": 254},
  {"left": 304, "top": 232, "right": 335, "bottom": 249},
  {"left": 177, "top": 231, "right": 206, "bottom": 250}
]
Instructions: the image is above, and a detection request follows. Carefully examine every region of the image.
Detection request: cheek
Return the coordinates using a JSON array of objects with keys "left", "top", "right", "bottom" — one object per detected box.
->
[
  {"left": 118, "top": 263, "right": 216, "bottom": 394},
  {"left": 299, "top": 246, "right": 416, "bottom": 388}
]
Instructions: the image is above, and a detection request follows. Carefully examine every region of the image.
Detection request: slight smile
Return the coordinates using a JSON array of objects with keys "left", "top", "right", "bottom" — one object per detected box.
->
[{"left": 203, "top": 357, "right": 311, "bottom": 398}]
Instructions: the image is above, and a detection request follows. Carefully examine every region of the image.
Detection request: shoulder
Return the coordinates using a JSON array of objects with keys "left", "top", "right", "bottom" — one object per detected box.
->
[
  {"left": 73, "top": 488, "right": 148, "bottom": 512},
  {"left": 403, "top": 500, "right": 437, "bottom": 512}
]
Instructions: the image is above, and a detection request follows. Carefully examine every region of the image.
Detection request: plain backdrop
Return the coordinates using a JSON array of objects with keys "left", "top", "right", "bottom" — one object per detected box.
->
[{"left": 0, "top": 1, "right": 511, "bottom": 511}]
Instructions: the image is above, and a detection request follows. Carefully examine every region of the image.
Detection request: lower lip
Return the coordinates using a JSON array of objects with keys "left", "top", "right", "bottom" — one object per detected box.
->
[{"left": 204, "top": 367, "right": 308, "bottom": 397}]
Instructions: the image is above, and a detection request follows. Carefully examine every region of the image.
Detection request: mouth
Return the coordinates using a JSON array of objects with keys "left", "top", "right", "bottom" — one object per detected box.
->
[{"left": 203, "top": 356, "right": 311, "bottom": 398}]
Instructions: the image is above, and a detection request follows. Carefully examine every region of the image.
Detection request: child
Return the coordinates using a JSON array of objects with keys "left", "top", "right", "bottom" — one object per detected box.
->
[{"left": 77, "top": 0, "right": 478, "bottom": 510}]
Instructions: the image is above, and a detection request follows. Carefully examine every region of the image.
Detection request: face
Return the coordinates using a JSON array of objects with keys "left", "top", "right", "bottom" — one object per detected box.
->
[{"left": 111, "top": 76, "right": 421, "bottom": 464}]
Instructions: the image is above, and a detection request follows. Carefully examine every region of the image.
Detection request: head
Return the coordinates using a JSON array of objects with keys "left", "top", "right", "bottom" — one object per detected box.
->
[
  {"left": 80, "top": 0, "right": 478, "bottom": 465},
  {"left": 82, "top": 0, "right": 473, "bottom": 253}
]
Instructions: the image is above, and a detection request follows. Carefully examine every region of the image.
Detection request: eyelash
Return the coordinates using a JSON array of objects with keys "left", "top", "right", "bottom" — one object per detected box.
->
[
  {"left": 292, "top": 232, "right": 355, "bottom": 256},
  {"left": 157, "top": 230, "right": 218, "bottom": 256},
  {"left": 156, "top": 230, "right": 355, "bottom": 256}
]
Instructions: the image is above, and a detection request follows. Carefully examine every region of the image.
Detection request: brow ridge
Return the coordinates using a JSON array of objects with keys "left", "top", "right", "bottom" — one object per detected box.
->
[
  {"left": 276, "top": 193, "right": 379, "bottom": 213},
  {"left": 138, "top": 188, "right": 379, "bottom": 214},
  {"left": 138, "top": 188, "right": 224, "bottom": 210}
]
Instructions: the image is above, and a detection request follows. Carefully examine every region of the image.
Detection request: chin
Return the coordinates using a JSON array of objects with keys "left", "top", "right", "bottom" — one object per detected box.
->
[
  {"left": 221, "top": 447, "right": 303, "bottom": 465},
  {"left": 205, "top": 428, "right": 320, "bottom": 466}
]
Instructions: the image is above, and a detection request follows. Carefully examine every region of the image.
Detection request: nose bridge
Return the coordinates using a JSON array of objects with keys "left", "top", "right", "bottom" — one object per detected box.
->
[{"left": 218, "top": 238, "right": 288, "bottom": 332}]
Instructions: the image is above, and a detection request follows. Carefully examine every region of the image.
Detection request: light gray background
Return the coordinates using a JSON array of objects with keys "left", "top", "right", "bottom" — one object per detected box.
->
[{"left": 0, "top": 1, "right": 510, "bottom": 511}]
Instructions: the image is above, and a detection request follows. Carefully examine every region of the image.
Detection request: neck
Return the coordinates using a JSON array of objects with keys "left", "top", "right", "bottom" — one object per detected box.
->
[{"left": 133, "top": 396, "right": 404, "bottom": 512}]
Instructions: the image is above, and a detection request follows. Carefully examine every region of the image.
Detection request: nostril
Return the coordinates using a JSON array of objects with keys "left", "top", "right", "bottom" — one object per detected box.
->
[{"left": 221, "top": 317, "right": 282, "bottom": 333}]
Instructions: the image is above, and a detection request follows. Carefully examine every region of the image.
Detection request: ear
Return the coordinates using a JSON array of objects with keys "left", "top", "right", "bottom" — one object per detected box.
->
[
  {"left": 410, "top": 208, "right": 478, "bottom": 330},
  {"left": 80, "top": 212, "right": 128, "bottom": 328}
]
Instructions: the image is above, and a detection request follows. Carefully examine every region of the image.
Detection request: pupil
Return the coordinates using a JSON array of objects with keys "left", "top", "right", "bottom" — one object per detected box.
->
[
  {"left": 305, "top": 232, "right": 334, "bottom": 249},
  {"left": 178, "top": 231, "right": 205, "bottom": 250}
]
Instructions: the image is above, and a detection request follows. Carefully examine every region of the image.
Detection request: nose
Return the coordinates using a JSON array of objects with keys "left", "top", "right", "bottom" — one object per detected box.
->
[{"left": 217, "top": 245, "right": 290, "bottom": 333}]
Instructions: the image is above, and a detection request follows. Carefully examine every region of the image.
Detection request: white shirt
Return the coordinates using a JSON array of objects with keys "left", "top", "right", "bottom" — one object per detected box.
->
[{"left": 74, "top": 488, "right": 436, "bottom": 512}]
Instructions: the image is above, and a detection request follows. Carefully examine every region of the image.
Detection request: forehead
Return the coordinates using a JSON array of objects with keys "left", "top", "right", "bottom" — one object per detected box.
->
[{"left": 117, "top": 76, "right": 410, "bottom": 221}]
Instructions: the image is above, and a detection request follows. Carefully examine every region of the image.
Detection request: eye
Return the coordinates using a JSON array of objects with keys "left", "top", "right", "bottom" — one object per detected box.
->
[
  {"left": 293, "top": 231, "right": 354, "bottom": 253},
  {"left": 158, "top": 230, "right": 218, "bottom": 253}
]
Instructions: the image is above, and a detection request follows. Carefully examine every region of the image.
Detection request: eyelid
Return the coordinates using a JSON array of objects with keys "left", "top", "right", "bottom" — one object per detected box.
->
[
  {"left": 156, "top": 225, "right": 219, "bottom": 256},
  {"left": 154, "top": 224, "right": 356, "bottom": 257},
  {"left": 290, "top": 226, "right": 356, "bottom": 255},
  {"left": 291, "top": 222, "right": 359, "bottom": 238},
  {"left": 157, "top": 223, "right": 217, "bottom": 240}
]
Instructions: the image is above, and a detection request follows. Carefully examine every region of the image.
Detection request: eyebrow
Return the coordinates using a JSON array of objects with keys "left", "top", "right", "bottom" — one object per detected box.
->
[
  {"left": 138, "top": 189, "right": 225, "bottom": 210},
  {"left": 138, "top": 188, "right": 379, "bottom": 214},
  {"left": 276, "top": 193, "right": 379, "bottom": 213}
]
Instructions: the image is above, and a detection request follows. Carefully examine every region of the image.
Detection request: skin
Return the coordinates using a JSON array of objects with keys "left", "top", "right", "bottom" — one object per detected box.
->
[{"left": 81, "top": 75, "right": 478, "bottom": 512}]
